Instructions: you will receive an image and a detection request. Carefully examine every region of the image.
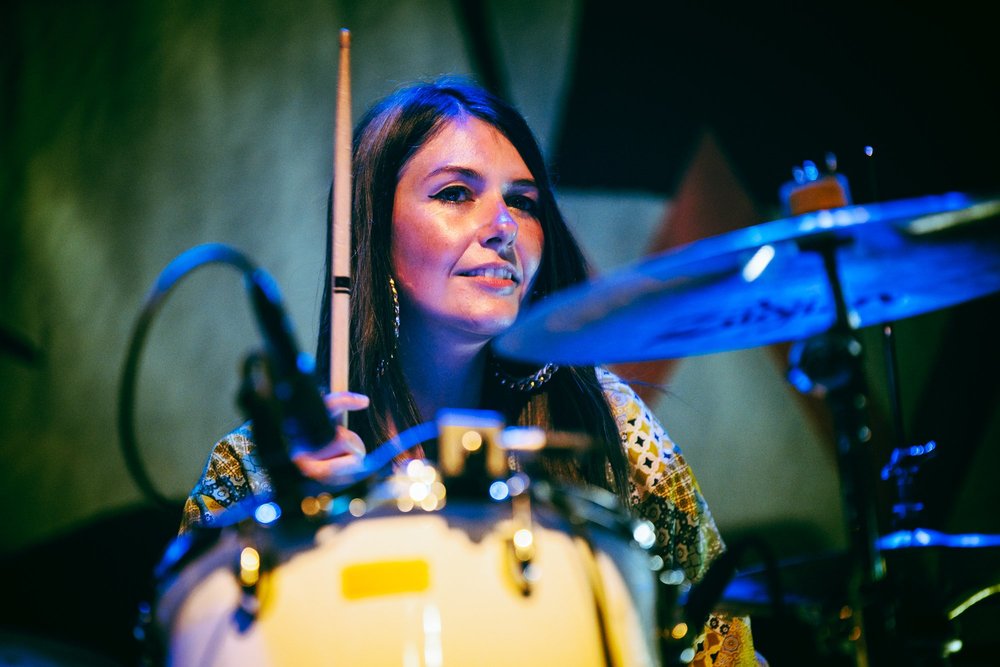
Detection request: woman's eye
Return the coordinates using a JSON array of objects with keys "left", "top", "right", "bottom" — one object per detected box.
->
[
  {"left": 506, "top": 194, "right": 539, "bottom": 216},
  {"left": 431, "top": 186, "right": 471, "bottom": 203}
]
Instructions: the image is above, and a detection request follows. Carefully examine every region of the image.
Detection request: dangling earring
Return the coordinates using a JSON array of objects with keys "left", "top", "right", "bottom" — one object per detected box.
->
[
  {"left": 389, "top": 275, "right": 400, "bottom": 342},
  {"left": 378, "top": 276, "right": 401, "bottom": 377},
  {"left": 491, "top": 358, "right": 559, "bottom": 392}
]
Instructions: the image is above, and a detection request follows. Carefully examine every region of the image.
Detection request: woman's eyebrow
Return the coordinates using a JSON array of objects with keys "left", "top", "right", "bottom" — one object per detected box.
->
[
  {"left": 426, "top": 165, "right": 483, "bottom": 182},
  {"left": 424, "top": 166, "right": 536, "bottom": 191}
]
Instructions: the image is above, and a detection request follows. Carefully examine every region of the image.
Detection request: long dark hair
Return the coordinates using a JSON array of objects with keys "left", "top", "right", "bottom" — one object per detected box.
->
[{"left": 316, "top": 77, "right": 631, "bottom": 502}]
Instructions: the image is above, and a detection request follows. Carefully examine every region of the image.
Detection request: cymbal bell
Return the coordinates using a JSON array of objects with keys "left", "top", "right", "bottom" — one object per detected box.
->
[{"left": 495, "top": 193, "right": 1000, "bottom": 365}]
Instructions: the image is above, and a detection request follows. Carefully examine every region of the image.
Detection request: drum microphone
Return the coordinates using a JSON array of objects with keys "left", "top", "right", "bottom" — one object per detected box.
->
[
  {"left": 246, "top": 268, "right": 337, "bottom": 454},
  {"left": 120, "top": 242, "right": 337, "bottom": 510}
]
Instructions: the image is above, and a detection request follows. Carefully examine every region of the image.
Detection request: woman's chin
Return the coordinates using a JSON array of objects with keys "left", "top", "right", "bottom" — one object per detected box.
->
[{"left": 453, "top": 312, "right": 520, "bottom": 340}]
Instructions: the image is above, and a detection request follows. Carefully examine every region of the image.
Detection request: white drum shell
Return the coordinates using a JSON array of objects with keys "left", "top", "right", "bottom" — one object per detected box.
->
[{"left": 157, "top": 501, "right": 659, "bottom": 666}]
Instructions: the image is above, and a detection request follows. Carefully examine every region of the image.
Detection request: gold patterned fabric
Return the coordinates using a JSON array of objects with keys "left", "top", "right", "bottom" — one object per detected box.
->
[
  {"left": 599, "top": 368, "right": 759, "bottom": 665},
  {"left": 180, "top": 368, "right": 758, "bottom": 663},
  {"left": 601, "top": 368, "right": 723, "bottom": 581},
  {"left": 180, "top": 422, "right": 270, "bottom": 532},
  {"left": 692, "top": 614, "right": 758, "bottom": 666}
]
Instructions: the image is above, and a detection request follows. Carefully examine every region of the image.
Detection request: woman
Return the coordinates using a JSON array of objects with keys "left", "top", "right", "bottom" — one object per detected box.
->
[{"left": 181, "top": 78, "right": 760, "bottom": 665}]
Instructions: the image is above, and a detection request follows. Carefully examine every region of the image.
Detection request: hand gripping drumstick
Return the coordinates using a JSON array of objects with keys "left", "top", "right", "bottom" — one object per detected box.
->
[{"left": 330, "top": 28, "right": 351, "bottom": 424}]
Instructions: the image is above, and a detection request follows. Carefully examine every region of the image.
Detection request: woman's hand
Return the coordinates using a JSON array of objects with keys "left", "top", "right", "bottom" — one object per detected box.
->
[{"left": 290, "top": 391, "right": 370, "bottom": 484}]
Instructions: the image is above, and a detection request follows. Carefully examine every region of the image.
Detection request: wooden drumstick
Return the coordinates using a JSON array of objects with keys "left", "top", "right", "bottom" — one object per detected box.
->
[{"left": 330, "top": 28, "right": 352, "bottom": 415}]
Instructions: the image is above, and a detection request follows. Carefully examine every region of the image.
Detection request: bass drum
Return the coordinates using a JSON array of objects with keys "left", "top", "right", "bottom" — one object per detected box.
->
[{"left": 156, "top": 487, "right": 660, "bottom": 666}]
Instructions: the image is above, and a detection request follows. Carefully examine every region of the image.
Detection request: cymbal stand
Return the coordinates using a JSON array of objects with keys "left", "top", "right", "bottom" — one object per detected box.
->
[
  {"left": 878, "top": 324, "right": 925, "bottom": 528},
  {"left": 787, "top": 234, "right": 891, "bottom": 666},
  {"left": 878, "top": 327, "right": 959, "bottom": 665},
  {"left": 878, "top": 324, "right": 943, "bottom": 529},
  {"left": 881, "top": 324, "right": 906, "bottom": 452}
]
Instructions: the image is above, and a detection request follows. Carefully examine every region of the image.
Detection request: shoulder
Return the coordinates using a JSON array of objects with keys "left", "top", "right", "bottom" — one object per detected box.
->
[
  {"left": 180, "top": 422, "right": 271, "bottom": 533},
  {"left": 210, "top": 423, "right": 256, "bottom": 463},
  {"left": 206, "top": 422, "right": 269, "bottom": 491},
  {"left": 595, "top": 367, "right": 697, "bottom": 503},
  {"left": 596, "top": 367, "right": 682, "bottom": 466},
  {"left": 597, "top": 367, "right": 641, "bottom": 426}
]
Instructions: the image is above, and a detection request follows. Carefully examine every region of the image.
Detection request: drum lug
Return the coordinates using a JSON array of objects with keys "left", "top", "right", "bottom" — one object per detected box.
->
[
  {"left": 505, "top": 487, "right": 537, "bottom": 596},
  {"left": 232, "top": 522, "right": 275, "bottom": 631}
]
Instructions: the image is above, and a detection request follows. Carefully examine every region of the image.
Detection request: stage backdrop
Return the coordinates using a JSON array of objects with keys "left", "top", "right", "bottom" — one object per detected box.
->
[{"left": 4, "top": 0, "right": 997, "bottom": 571}]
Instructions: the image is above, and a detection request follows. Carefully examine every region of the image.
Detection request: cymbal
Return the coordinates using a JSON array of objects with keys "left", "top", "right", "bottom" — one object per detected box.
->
[{"left": 496, "top": 193, "right": 1000, "bottom": 364}]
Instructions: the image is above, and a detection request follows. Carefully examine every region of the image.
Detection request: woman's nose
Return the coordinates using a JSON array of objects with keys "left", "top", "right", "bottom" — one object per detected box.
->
[{"left": 484, "top": 199, "right": 518, "bottom": 249}]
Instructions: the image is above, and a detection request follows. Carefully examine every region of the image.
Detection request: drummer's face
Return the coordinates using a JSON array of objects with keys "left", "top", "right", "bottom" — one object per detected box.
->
[{"left": 391, "top": 116, "right": 544, "bottom": 341}]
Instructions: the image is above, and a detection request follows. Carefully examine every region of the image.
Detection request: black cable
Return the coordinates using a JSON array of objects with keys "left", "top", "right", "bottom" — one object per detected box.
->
[
  {"left": 118, "top": 243, "right": 256, "bottom": 509},
  {"left": 684, "top": 536, "right": 786, "bottom": 629},
  {"left": 120, "top": 241, "right": 415, "bottom": 509}
]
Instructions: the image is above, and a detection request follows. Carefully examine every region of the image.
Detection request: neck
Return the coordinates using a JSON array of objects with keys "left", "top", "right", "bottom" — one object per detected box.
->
[{"left": 398, "top": 327, "right": 489, "bottom": 422}]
